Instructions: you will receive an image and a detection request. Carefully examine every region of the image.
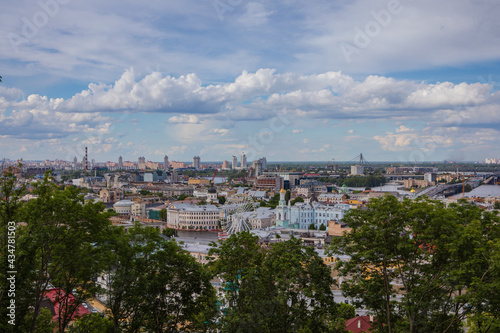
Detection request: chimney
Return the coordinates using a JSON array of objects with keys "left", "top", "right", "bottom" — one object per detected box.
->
[{"left": 369, "top": 315, "right": 374, "bottom": 322}]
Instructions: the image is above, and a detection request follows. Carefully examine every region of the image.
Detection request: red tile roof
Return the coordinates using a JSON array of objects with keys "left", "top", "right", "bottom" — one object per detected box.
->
[
  {"left": 345, "top": 315, "right": 374, "bottom": 333},
  {"left": 43, "top": 288, "right": 90, "bottom": 322}
]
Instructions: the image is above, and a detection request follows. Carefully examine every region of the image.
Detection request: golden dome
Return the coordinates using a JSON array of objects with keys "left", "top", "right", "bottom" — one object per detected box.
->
[{"left": 280, "top": 188, "right": 285, "bottom": 193}]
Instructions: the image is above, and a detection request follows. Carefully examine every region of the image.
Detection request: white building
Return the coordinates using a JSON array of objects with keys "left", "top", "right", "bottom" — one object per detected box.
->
[
  {"left": 113, "top": 200, "right": 134, "bottom": 214},
  {"left": 351, "top": 165, "right": 364, "bottom": 175},
  {"left": 132, "top": 202, "right": 147, "bottom": 217},
  {"left": 167, "top": 203, "right": 222, "bottom": 230},
  {"left": 232, "top": 155, "right": 238, "bottom": 169},
  {"left": 241, "top": 152, "right": 247, "bottom": 169},
  {"left": 275, "top": 190, "right": 349, "bottom": 230}
]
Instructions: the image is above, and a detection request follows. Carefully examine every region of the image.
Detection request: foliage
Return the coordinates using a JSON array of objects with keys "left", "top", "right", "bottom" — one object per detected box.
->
[
  {"left": 67, "top": 313, "right": 114, "bottom": 333},
  {"left": 209, "top": 232, "right": 340, "bottom": 332},
  {"left": 19, "top": 308, "right": 56, "bottom": 333},
  {"left": 1, "top": 172, "right": 111, "bottom": 332},
  {"left": 494, "top": 201, "right": 500, "bottom": 210},
  {"left": 218, "top": 196, "right": 226, "bottom": 205},
  {"left": 290, "top": 196, "right": 304, "bottom": 206},
  {"left": 139, "top": 189, "right": 152, "bottom": 196},
  {"left": 102, "top": 225, "right": 218, "bottom": 332},
  {"left": 266, "top": 194, "right": 280, "bottom": 208},
  {"left": 319, "top": 223, "right": 327, "bottom": 231},
  {"left": 327, "top": 195, "right": 500, "bottom": 333},
  {"left": 162, "top": 227, "right": 177, "bottom": 238},
  {"left": 159, "top": 208, "right": 167, "bottom": 221},
  {"left": 198, "top": 199, "right": 207, "bottom": 205},
  {"left": 285, "top": 190, "right": 291, "bottom": 203},
  {"left": 308, "top": 223, "right": 316, "bottom": 230},
  {"left": 177, "top": 194, "right": 188, "bottom": 201}
]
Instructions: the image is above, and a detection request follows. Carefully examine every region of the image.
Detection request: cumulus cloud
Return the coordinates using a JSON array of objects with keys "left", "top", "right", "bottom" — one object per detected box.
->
[
  {"left": 167, "top": 115, "right": 200, "bottom": 124},
  {"left": 4, "top": 69, "right": 497, "bottom": 126},
  {"left": 2, "top": 68, "right": 499, "bottom": 155}
]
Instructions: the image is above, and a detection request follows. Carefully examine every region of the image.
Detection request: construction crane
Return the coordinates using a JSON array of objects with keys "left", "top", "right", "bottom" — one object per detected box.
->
[{"left": 211, "top": 169, "right": 218, "bottom": 185}]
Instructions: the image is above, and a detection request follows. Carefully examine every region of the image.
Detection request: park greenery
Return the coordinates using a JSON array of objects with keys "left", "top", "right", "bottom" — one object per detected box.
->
[
  {"left": 1, "top": 168, "right": 499, "bottom": 332},
  {"left": 327, "top": 195, "right": 500, "bottom": 333}
]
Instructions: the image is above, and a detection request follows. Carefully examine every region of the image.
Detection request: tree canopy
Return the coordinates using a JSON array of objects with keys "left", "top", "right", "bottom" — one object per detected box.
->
[
  {"left": 327, "top": 195, "right": 500, "bottom": 333},
  {"left": 208, "top": 232, "right": 340, "bottom": 332}
]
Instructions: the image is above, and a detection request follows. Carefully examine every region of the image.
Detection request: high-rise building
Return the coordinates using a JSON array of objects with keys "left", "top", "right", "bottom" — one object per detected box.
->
[
  {"left": 252, "top": 160, "right": 262, "bottom": 176},
  {"left": 222, "top": 160, "right": 230, "bottom": 169},
  {"left": 138, "top": 157, "right": 146, "bottom": 170},
  {"left": 193, "top": 156, "right": 201, "bottom": 170},
  {"left": 259, "top": 157, "right": 267, "bottom": 171},
  {"left": 350, "top": 165, "right": 364, "bottom": 175},
  {"left": 241, "top": 152, "right": 247, "bottom": 170},
  {"left": 118, "top": 156, "right": 123, "bottom": 169},
  {"left": 164, "top": 155, "right": 169, "bottom": 170},
  {"left": 232, "top": 155, "right": 238, "bottom": 169}
]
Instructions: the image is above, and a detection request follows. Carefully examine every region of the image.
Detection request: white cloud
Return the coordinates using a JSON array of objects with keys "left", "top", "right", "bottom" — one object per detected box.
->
[
  {"left": 167, "top": 115, "right": 200, "bottom": 124},
  {"left": 292, "top": 129, "right": 304, "bottom": 134}
]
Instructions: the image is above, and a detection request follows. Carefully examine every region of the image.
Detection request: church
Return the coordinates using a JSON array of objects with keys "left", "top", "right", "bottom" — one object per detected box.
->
[{"left": 275, "top": 189, "right": 350, "bottom": 230}]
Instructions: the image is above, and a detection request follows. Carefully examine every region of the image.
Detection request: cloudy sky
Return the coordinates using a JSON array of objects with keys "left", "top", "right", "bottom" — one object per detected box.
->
[{"left": 1, "top": 0, "right": 500, "bottom": 163}]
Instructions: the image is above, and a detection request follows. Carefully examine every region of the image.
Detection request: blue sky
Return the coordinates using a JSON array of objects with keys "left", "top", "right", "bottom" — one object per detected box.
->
[{"left": 1, "top": 0, "right": 500, "bottom": 163}]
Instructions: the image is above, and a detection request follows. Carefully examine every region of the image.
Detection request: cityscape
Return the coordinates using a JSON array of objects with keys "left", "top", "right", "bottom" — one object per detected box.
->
[{"left": 2, "top": 0, "right": 500, "bottom": 332}]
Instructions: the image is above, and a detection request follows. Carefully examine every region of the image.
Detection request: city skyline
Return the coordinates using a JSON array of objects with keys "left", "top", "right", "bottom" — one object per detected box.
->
[{"left": 1, "top": 0, "right": 500, "bottom": 162}]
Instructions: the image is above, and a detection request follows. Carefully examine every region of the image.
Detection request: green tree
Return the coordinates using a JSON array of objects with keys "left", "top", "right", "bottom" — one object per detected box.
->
[
  {"left": 159, "top": 208, "right": 167, "bottom": 221},
  {"left": 16, "top": 174, "right": 111, "bottom": 332},
  {"left": 162, "top": 227, "right": 177, "bottom": 238},
  {"left": 308, "top": 223, "right": 316, "bottom": 230},
  {"left": 319, "top": 223, "right": 327, "bottom": 231},
  {"left": 67, "top": 313, "right": 114, "bottom": 333},
  {"left": 327, "top": 196, "right": 500, "bottom": 333},
  {"left": 218, "top": 196, "right": 226, "bottom": 205},
  {"left": 102, "top": 225, "right": 217, "bottom": 332},
  {"left": 209, "top": 232, "right": 339, "bottom": 332},
  {"left": 493, "top": 201, "right": 500, "bottom": 210},
  {"left": 267, "top": 194, "right": 280, "bottom": 208},
  {"left": 0, "top": 165, "right": 28, "bottom": 331},
  {"left": 285, "top": 190, "right": 291, "bottom": 204},
  {"left": 290, "top": 196, "right": 304, "bottom": 206}
]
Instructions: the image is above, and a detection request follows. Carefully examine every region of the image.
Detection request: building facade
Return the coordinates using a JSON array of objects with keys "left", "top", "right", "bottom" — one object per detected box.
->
[
  {"left": 276, "top": 190, "right": 349, "bottom": 230},
  {"left": 193, "top": 156, "right": 201, "bottom": 170},
  {"left": 167, "top": 203, "right": 222, "bottom": 230},
  {"left": 241, "top": 152, "right": 247, "bottom": 169},
  {"left": 232, "top": 155, "right": 238, "bottom": 169}
]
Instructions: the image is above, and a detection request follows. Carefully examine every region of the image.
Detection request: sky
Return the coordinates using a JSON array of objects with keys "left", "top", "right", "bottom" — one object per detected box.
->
[{"left": 1, "top": 0, "right": 500, "bottom": 163}]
